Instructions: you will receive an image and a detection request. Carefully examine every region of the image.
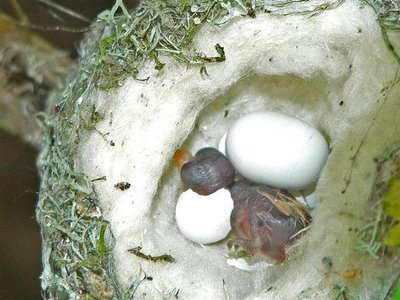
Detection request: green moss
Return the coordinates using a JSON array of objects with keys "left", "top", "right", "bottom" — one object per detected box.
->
[
  {"left": 92, "top": 0, "right": 355, "bottom": 89},
  {"left": 128, "top": 246, "right": 176, "bottom": 263},
  {"left": 382, "top": 178, "right": 400, "bottom": 220},
  {"left": 377, "top": 269, "right": 400, "bottom": 300},
  {"left": 36, "top": 58, "right": 117, "bottom": 297},
  {"left": 381, "top": 177, "right": 400, "bottom": 247},
  {"left": 92, "top": 0, "right": 246, "bottom": 89},
  {"left": 354, "top": 209, "right": 383, "bottom": 259},
  {"left": 333, "top": 284, "right": 358, "bottom": 300},
  {"left": 384, "top": 223, "right": 400, "bottom": 246},
  {"left": 86, "top": 0, "right": 400, "bottom": 91},
  {"left": 394, "top": 285, "right": 400, "bottom": 300},
  {"left": 355, "top": 142, "right": 400, "bottom": 258},
  {"left": 365, "top": 0, "right": 400, "bottom": 64}
]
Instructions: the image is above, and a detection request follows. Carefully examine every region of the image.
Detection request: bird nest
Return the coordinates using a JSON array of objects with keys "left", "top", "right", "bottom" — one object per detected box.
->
[{"left": 36, "top": 0, "right": 400, "bottom": 299}]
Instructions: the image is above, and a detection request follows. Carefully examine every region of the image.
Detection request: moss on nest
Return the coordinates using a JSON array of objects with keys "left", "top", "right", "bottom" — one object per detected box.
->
[
  {"left": 366, "top": 0, "right": 400, "bottom": 64},
  {"left": 91, "top": 0, "right": 353, "bottom": 89},
  {"left": 36, "top": 0, "right": 400, "bottom": 298}
]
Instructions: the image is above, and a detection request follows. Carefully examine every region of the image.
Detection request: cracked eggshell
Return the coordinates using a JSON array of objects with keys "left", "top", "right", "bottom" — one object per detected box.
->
[
  {"left": 296, "top": 190, "right": 317, "bottom": 218},
  {"left": 175, "top": 188, "right": 233, "bottom": 244},
  {"left": 226, "top": 111, "right": 329, "bottom": 190}
]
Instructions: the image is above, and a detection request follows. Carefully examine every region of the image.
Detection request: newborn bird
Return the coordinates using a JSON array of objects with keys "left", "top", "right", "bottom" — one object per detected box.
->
[
  {"left": 229, "top": 180, "right": 311, "bottom": 262},
  {"left": 174, "top": 147, "right": 311, "bottom": 262},
  {"left": 174, "top": 147, "right": 235, "bottom": 195}
]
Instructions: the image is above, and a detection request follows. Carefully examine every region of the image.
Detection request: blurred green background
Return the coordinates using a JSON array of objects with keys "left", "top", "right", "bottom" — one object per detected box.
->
[{"left": 0, "top": 1, "right": 136, "bottom": 298}]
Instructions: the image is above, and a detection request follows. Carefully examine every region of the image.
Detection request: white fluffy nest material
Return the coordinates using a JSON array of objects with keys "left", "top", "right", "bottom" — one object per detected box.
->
[{"left": 76, "top": 1, "right": 400, "bottom": 299}]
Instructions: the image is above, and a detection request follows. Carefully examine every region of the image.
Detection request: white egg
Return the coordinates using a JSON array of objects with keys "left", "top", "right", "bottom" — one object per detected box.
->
[
  {"left": 226, "top": 111, "right": 328, "bottom": 190},
  {"left": 218, "top": 132, "right": 227, "bottom": 155},
  {"left": 175, "top": 188, "right": 233, "bottom": 244}
]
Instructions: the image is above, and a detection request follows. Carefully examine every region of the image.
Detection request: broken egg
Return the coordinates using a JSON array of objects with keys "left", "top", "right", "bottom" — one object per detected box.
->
[
  {"left": 175, "top": 188, "right": 233, "bottom": 244},
  {"left": 226, "top": 111, "right": 329, "bottom": 190}
]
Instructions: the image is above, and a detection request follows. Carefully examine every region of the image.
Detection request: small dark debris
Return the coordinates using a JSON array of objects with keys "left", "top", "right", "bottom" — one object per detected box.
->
[
  {"left": 75, "top": 197, "right": 101, "bottom": 218},
  {"left": 91, "top": 176, "right": 107, "bottom": 182},
  {"left": 322, "top": 256, "right": 333, "bottom": 272},
  {"left": 224, "top": 110, "right": 229, "bottom": 118},
  {"left": 128, "top": 246, "right": 176, "bottom": 263},
  {"left": 349, "top": 64, "right": 352, "bottom": 69},
  {"left": 267, "top": 286, "right": 274, "bottom": 291},
  {"left": 269, "top": 57, "right": 273, "bottom": 62},
  {"left": 109, "top": 112, "right": 113, "bottom": 126},
  {"left": 246, "top": 3, "right": 256, "bottom": 18},
  {"left": 114, "top": 182, "right": 131, "bottom": 190},
  {"left": 137, "top": 76, "right": 150, "bottom": 82},
  {"left": 357, "top": 28, "right": 362, "bottom": 33},
  {"left": 90, "top": 105, "right": 104, "bottom": 124},
  {"left": 174, "top": 289, "right": 180, "bottom": 298},
  {"left": 145, "top": 276, "right": 153, "bottom": 281},
  {"left": 51, "top": 104, "right": 63, "bottom": 114},
  {"left": 110, "top": 141, "right": 115, "bottom": 146},
  {"left": 202, "top": 43, "right": 225, "bottom": 63},
  {"left": 342, "top": 268, "right": 363, "bottom": 280},
  {"left": 339, "top": 101, "right": 344, "bottom": 106}
]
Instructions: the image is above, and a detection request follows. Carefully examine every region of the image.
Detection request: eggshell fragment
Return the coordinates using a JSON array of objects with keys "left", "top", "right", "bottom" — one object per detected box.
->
[
  {"left": 295, "top": 191, "right": 317, "bottom": 218},
  {"left": 175, "top": 188, "right": 233, "bottom": 244},
  {"left": 303, "top": 191, "right": 317, "bottom": 210},
  {"left": 226, "top": 111, "right": 329, "bottom": 190}
]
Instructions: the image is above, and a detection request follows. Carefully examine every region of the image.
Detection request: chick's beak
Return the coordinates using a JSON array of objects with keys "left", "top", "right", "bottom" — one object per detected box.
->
[{"left": 173, "top": 149, "right": 193, "bottom": 170}]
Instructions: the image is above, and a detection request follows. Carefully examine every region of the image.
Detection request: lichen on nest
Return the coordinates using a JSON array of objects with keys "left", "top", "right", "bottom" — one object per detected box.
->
[
  {"left": 36, "top": 68, "right": 117, "bottom": 298},
  {"left": 91, "top": 0, "right": 352, "bottom": 89},
  {"left": 36, "top": 0, "right": 400, "bottom": 299}
]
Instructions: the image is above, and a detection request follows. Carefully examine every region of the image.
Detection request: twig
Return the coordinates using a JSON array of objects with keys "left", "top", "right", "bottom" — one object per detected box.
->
[{"left": 36, "top": 0, "right": 91, "bottom": 23}]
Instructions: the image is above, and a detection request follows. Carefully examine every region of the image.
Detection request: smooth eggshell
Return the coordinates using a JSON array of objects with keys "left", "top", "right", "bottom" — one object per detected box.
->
[
  {"left": 218, "top": 132, "right": 227, "bottom": 155},
  {"left": 226, "top": 111, "right": 328, "bottom": 190},
  {"left": 175, "top": 188, "right": 233, "bottom": 244}
]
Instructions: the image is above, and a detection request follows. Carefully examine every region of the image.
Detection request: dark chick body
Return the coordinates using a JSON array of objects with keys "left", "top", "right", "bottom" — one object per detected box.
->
[
  {"left": 181, "top": 148, "right": 235, "bottom": 195},
  {"left": 229, "top": 180, "right": 311, "bottom": 262}
]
